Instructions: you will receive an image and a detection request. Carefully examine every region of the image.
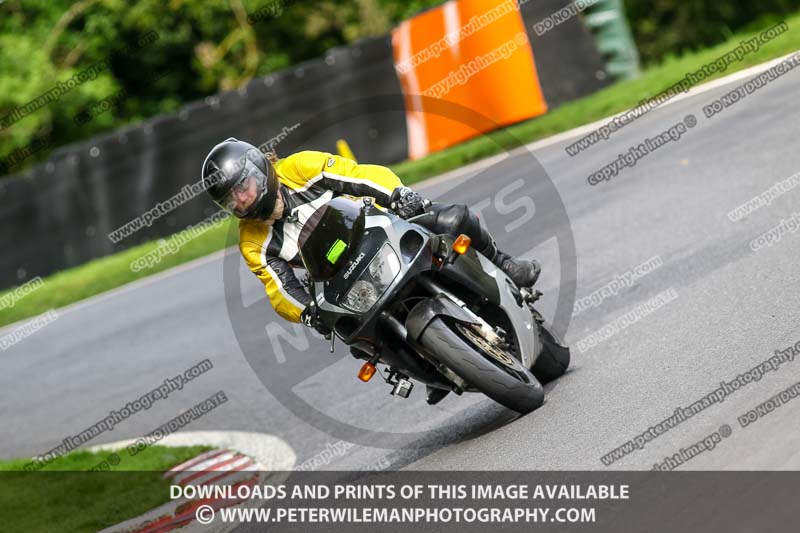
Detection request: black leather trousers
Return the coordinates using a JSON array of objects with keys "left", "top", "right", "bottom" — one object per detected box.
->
[{"left": 411, "top": 203, "right": 497, "bottom": 259}]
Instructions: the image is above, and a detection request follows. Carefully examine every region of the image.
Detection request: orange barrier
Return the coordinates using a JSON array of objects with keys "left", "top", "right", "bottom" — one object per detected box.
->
[{"left": 392, "top": 0, "right": 547, "bottom": 159}]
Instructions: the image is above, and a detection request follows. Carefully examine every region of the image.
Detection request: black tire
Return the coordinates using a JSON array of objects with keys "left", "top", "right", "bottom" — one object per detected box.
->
[
  {"left": 531, "top": 325, "right": 571, "bottom": 384},
  {"left": 419, "top": 318, "right": 545, "bottom": 414}
]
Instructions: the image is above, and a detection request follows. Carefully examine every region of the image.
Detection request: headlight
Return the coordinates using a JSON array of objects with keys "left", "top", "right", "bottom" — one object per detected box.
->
[
  {"left": 342, "top": 280, "right": 379, "bottom": 312},
  {"left": 341, "top": 244, "right": 400, "bottom": 312}
]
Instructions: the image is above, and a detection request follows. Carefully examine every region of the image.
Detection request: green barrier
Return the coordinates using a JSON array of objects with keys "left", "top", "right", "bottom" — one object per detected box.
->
[{"left": 584, "top": 0, "right": 641, "bottom": 80}]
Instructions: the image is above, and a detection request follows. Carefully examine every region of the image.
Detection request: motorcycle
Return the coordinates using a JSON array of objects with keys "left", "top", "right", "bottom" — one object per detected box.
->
[{"left": 298, "top": 195, "right": 570, "bottom": 414}]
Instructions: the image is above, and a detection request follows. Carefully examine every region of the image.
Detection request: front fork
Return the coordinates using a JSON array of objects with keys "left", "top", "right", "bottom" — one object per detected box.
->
[
  {"left": 421, "top": 275, "right": 546, "bottom": 369},
  {"left": 378, "top": 277, "right": 534, "bottom": 394},
  {"left": 415, "top": 276, "right": 507, "bottom": 346}
]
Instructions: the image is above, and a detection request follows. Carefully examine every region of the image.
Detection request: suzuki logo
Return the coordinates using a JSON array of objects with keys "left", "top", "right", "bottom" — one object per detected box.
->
[{"left": 343, "top": 252, "right": 366, "bottom": 279}]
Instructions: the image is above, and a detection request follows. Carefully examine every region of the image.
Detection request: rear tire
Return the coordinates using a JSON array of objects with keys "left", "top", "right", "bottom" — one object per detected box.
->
[
  {"left": 419, "top": 318, "right": 545, "bottom": 414},
  {"left": 531, "top": 325, "right": 570, "bottom": 384}
]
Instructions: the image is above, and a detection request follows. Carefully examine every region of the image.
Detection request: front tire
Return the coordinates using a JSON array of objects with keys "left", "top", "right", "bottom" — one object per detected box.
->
[{"left": 419, "top": 318, "right": 545, "bottom": 414}]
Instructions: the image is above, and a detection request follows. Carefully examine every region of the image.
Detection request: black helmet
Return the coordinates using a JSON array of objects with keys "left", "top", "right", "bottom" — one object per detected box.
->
[{"left": 202, "top": 138, "right": 280, "bottom": 219}]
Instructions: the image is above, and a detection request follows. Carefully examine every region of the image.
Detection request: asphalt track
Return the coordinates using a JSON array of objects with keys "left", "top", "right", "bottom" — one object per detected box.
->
[{"left": 3, "top": 57, "right": 800, "bottom": 473}]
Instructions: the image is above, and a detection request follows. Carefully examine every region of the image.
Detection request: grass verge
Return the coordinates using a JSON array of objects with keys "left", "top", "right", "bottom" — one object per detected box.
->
[
  {"left": 0, "top": 445, "right": 212, "bottom": 532},
  {"left": 2, "top": 15, "right": 799, "bottom": 328},
  {"left": 0, "top": 218, "right": 236, "bottom": 328}
]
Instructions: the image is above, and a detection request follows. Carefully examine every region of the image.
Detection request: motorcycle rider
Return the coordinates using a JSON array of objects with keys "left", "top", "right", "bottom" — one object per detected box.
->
[{"left": 202, "top": 137, "right": 541, "bottom": 345}]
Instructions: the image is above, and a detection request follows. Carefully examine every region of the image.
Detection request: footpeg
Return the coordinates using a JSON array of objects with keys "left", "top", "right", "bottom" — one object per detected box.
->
[
  {"left": 521, "top": 289, "right": 543, "bottom": 304},
  {"left": 391, "top": 378, "right": 413, "bottom": 398},
  {"left": 387, "top": 369, "right": 413, "bottom": 398}
]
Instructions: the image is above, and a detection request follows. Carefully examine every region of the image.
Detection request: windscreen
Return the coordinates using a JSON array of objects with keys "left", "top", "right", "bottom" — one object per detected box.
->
[{"left": 298, "top": 196, "right": 366, "bottom": 281}]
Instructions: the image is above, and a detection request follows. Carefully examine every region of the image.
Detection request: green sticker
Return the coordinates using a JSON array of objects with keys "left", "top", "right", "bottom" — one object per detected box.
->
[{"left": 326, "top": 239, "right": 348, "bottom": 264}]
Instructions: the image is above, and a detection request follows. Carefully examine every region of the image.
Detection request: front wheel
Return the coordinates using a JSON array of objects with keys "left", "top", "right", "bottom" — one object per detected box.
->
[{"left": 419, "top": 318, "right": 545, "bottom": 414}]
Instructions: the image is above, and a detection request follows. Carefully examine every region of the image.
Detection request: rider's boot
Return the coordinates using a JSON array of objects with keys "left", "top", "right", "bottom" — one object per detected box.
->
[
  {"left": 492, "top": 250, "right": 542, "bottom": 288},
  {"left": 476, "top": 231, "right": 541, "bottom": 288}
]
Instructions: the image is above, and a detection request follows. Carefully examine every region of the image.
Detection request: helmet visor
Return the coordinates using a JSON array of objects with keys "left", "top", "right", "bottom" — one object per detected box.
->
[{"left": 214, "top": 159, "right": 270, "bottom": 218}]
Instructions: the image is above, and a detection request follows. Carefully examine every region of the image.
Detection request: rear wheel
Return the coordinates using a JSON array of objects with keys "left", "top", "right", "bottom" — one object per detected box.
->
[
  {"left": 531, "top": 324, "right": 571, "bottom": 384},
  {"left": 419, "top": 318, "right": 545, "bottom": 414}
]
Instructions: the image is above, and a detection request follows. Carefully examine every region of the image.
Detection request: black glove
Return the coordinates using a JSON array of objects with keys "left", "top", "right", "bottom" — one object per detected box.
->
[
  {"left": 390, "top": 186, "right": 426, "bottom": 219},
  {"left": 301, "top": 301, "right": 331, "bottom": 337}
]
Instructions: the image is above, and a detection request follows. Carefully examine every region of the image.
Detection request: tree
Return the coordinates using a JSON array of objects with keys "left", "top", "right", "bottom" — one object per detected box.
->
[{"left": 0, "top": 0, "right": 442, "bottom": 177}]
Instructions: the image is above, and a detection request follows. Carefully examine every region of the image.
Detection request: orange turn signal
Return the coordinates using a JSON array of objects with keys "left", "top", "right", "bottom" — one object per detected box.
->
[
  {"left": 358, "top": 362, "right": 377, "bottom": 382},
  {"left": 452, "top": 234, "right": 471, "bottom": 255}
]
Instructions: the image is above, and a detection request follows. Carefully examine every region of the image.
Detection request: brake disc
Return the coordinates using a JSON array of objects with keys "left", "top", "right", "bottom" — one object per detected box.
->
[{"left": 457, "top": 323, "right": 521, "bottom": 370}]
